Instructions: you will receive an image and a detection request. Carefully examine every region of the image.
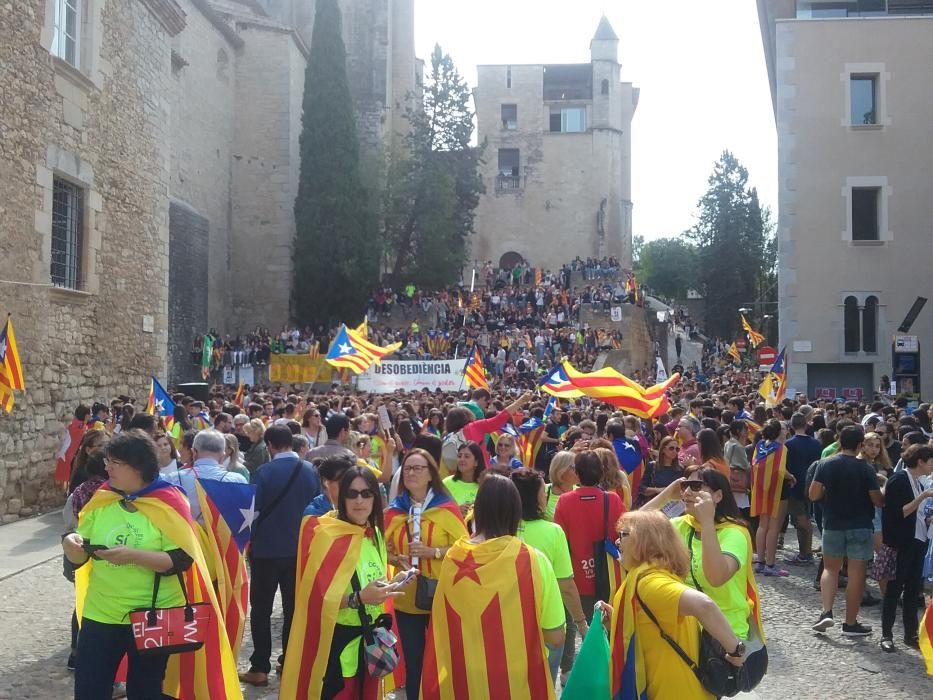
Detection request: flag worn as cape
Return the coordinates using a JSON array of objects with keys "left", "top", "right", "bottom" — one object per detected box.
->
[
  {"left": 279, "top": 515, "right": 371, "bottom": 699},
  {"left": 920, "top": 599, "right": 933, "bottom": 675},
  {"left": 609, "top": 563, "right": 654, "bottom": 700},
  {"left": 385, "top": 492, "right": 466, "bottom": 582},
  {"left": 679, "top": 515, "right": 765, "bottom": 642},
  {"left": 75, "top": 480, "right": 242, "bottom": 700},
  {"left": 750, "top": 440, "right": 787, "bottom": 517},
  {"left": 54, "top": 417, "right": 87, "bottom": 483},
  {"left": 194, "top": 479, "right": 256, "bottom": 659},
  {"left": 420, "top": 536, "right": 556, "bottom": 700}
]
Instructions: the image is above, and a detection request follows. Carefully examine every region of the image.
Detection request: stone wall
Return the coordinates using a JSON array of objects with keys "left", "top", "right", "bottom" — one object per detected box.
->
[
  {"left": 0, "top": 0, "right": 176, "bottom": 517},
  {"left": 167, "top": 202, "right": 210, "bottom": 384}
]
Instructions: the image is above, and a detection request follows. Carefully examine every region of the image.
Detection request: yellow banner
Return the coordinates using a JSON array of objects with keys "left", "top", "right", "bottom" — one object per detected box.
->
[{"left": 269, "top": 354, "right": 333, "bottom": 384}]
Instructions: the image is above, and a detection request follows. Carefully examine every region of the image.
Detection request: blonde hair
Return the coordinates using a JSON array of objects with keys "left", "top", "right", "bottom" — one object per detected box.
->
[
  {"left": 223, "top": 433, "right": 241, "bottom": 468},
  {"left": 594, "top": 446, "right": 628, "bottom": 493},
  {"left": 495, "top": 434, "right": 518, "bottom": 460},
  {"left": 617, "top": 510, "right": 689, "bottom": 578},
  {"left": 860, "top": 431, "right": 892, "bottom": 471},
  {"left": 549, "top": 450, "right": 576, "bottom": 484},
  {"left": 245, "top": 418, "right": 265, "bottom": 440}
]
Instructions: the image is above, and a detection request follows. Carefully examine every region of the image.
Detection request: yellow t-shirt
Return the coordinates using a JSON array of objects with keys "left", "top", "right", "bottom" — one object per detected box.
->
[{"left": 635, "top": 570, "right": 715, "bottom": 700}]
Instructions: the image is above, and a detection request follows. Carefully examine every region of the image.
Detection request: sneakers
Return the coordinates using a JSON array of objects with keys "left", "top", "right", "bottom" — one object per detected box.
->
[
  {"left": 860, "top": 591, "right": 880, "bottom": 607},
  {"left": 111, "top": 683, "right": 127, "bottom": 700},
  {"left": 763, "top": 565, "right": 789, "bottom": 577},
  {"left": 786, "top": 553, "right": 814, "bottom": 565},
  {"left": 812, "top": 611, "right": 835, "bottom": 633},
  {"left": 841, "top": 621, "right": 872, "bottom": 637},
  {"left": 880, "top": 637, "right": 895, "bottom": 653},
  {"left": 753, "top": 562, "right": 765, "bottom": 574}
]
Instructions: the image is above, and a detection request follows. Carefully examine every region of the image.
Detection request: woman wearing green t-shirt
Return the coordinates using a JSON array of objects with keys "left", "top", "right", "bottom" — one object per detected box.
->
[
  {"left": 62, "top": 431, "right": 195, "bottom": 700},
  {"left": 442, "top": 442, "right": 486, "bottom": 516},
  {"left": 281, "top": 466, "right": 403, "bottom": 699},
  {"left": 511, "top": 469, "right": 587, "bottom": 685},
  {"left": 544, "top": 451, "right": 578, "bottom": 520}
]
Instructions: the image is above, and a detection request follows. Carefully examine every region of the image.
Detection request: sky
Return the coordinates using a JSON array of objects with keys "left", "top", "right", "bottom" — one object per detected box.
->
[{"left": 415, "top": 0, "right": 777, "bottom": 241}]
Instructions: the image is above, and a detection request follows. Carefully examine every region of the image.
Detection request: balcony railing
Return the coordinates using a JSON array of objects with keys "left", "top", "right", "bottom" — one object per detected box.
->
[{"left": 495, "top": 175, "right": 523, "bottom": 191}]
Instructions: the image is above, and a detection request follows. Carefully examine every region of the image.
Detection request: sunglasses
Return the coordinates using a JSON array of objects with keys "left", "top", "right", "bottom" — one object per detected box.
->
[
  {"left": 680, "top": 480, "right": 705, "bottom": 492},
  {"left": 347, "top": 488, "right": 375, "bottom": 500}
]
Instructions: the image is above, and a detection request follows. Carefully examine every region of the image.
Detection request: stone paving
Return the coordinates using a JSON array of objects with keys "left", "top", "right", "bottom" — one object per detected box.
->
[{"left": 0, "top": 541, "right": 930, "bottom": 699}]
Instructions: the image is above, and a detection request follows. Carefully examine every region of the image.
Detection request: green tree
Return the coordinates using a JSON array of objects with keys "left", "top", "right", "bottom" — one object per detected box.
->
[
  {"left": 385, "top": 45, "right": 484, "bottom": 285},
  {"left": 292, "top": 0, "right": 378, "bottom": 326},
  {"left": 638, "top": 237, "right": 698, "bottom": 301},
  {"left": 687, "top": 151, "right": 774, "bottom": 339}
]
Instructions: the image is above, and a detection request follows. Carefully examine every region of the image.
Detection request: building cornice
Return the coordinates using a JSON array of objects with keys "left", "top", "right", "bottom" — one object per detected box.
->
[
  {"left": 138, "top": 0, "right": 187, "bottom": 36},
  {"left": 191, "top": 0, "right": 245, "bottom": 49}
]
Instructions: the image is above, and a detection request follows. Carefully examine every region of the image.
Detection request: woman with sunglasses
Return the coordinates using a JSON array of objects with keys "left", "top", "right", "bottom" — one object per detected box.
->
[
  {"left": 601, "top": 510, "right": 744, "bottom": 700},
  {"left": 384, "top": 449, "right": 467, "bottom": 700},
  {"left": 490, "top": 433, "right": 524, "bottom": 469},
  {"left": 643, "top": 468, "right": 763, "bottom": 644},
  {"left": 638, "top": 435, "right": 683, "bottom": 506},
  {"left": 282, "top": 466, "right": 404, "bottom": 699}
]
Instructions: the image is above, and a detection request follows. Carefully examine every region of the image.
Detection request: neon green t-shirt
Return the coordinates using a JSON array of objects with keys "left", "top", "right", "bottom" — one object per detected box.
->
[
  {"left": 544, "top": 485, "right": 560, "bottom": 521},
  {"left": 77, "top": 502, "right": 185, "bottom": 624},
  {"left": 517, "top": 519, "right": 573, "bottom": 580},
  {"left": 821, "top": 441, "right": 839, "bottom": 459},
  {"left": 534, "top": 551, "right": 566, "bottom": 631},
  {"left": 443, "top": 475, "right": 479, "bottom": 506},
  {"left": 671, "top": 517, "right": 751, "bottom": 639},
  {"left": 337, "top": 533, "right": 388, "bottom": 676}
]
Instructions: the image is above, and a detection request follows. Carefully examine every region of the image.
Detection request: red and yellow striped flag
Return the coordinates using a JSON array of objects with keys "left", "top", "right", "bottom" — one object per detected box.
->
[
  {"left": 750, "top": 440, "right": 787, "bottom": 517},
  {"left": 421, "top": 536, "right": 556, "bottom": 699},
  {"left": 463, "top": 345, "right": 488, "bottom": 390},
  {"left": 0, "top": 317, "right": 25, "bottom": 413},
  {"left": 741, "top": 314, "right": 765, "bottom": 348},
  {"left": 561, "top": 360, "right": 679, "bottom": 419},
  {"left": 727, "top": 341, "right": 742, "bottom": 363},
  {"left": 920, "top": 600, "right": 933, "bottom": 675}
]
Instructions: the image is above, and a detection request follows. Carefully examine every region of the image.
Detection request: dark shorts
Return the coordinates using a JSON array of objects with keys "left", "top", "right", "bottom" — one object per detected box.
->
[
  {"left": 822, "top": 528, "right": 873, "bottom": 561},
  {"left": 787, "top": 497, "right": 808, "bottom": 519}
]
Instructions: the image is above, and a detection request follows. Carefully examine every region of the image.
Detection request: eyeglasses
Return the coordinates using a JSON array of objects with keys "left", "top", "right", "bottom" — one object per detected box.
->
[
  {"left": 347, "top": 488, "right": 375, "bottom": 500},
  {"left": 403, "top": 463, "right": 428, "bottom": 473},
  {"left": 680, "top": 480, "right": 705, "bottom": 492},
  {"left": 614, "top": 530, "right": 631, "bottom": 547},
  {"left": 103, "top": 458, "right": 128, "bottom": 469},
  {"left": 311, "top": 413, "right": 321, "bottom": 418}
]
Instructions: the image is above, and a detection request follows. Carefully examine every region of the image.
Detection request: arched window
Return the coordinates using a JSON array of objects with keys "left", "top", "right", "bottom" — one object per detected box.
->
[
  {"left": 862, "top": 296, "right": 878, "bottom": 353},
  {"left": 844, "top": 296, "right": 860, "bottom": 353},
  {"left": 601, "top": 79, "right": 610, "bottom": 95}
]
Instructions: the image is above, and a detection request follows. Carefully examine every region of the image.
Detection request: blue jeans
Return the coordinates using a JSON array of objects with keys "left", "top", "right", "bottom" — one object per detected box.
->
[
  {"left": 74, "top": 618, "right": 169, "bottom": 700},
  {"left": 396, "top": 611, "right": 429, "bottom": 700}
]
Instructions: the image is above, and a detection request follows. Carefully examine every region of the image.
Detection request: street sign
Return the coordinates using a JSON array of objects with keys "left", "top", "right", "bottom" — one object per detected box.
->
[
  {"left": 757, "top": 346, "right": 777, "bottom": 366},
  {"left": 894, "top": 335, "right": 919, "bottom": 353},
  {"left": 814, "top": 387, "right": 837, "bottom": 401},
  {"left": 736, "top": 339, "right": 747, "bottom": 350}
]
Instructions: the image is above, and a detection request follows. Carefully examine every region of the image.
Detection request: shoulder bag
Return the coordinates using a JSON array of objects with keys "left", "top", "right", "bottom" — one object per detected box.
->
[
  {"left": 592, "top": 492, "right": 620, "bottom": 602},
  {"left": 129, "top": 572, "right": 212, "bottom": 656},
  {"left": 350, "top": 560, "right": 400, "bottom": 677}
]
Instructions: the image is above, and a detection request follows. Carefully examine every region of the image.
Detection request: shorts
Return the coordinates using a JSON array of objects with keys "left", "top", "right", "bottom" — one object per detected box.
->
[
  {"left": 821, "top": 528, "right": 874, "bottom": 561},
  {"left": 787, "top": 498, "right": 808, "bottom": 519}
]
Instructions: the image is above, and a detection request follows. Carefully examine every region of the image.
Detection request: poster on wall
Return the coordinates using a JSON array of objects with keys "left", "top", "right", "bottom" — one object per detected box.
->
[
  {"left": 357, "top": 360, "right": 465, "bottom": 393},
  {"left": 814, "top": 387, "right": 837, "bottom": 401},
  {"left": 610, "top": 306, "right": 623, "bottom": 322}
]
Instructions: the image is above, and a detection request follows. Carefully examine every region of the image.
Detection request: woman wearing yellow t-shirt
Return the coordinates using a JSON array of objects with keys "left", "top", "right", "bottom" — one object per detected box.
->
[
  {"left": 603, "top": 510, "right": 745, "bottom": 700},
  {"left": 442, "top": 442, "right": 486, "bottom": 516},
  {"left": 280, "top": 466, "right": 403, "bottom": 699}
]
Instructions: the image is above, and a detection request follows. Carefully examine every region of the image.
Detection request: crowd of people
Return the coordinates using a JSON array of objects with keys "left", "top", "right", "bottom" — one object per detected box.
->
[{"left": 57, "top": 360, "right": 933, "bottom": 698}]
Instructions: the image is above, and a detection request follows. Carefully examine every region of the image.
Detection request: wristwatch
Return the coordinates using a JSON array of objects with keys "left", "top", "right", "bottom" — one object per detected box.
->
[{"left": 725, "top": 641, "right": 746, "bottom": 658}]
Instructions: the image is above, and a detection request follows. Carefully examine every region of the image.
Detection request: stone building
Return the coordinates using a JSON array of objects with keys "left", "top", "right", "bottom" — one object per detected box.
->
[
  {"left": 758, "top": 0, "right": 933, "bottom": 399},
  {"left": 0, "top": 0, "right": 417, "bottom": 516},
  {"left": 471, "top": 17, "right": 639, "bottom": 273}
]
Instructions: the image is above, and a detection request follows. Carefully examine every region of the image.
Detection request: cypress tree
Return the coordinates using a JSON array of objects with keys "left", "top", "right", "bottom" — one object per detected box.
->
[{"left": 292, "top": 0, "right": 378, "bottom": 327}]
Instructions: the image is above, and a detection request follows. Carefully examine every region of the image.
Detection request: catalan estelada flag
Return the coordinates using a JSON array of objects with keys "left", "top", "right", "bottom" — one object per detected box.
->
[
  {"left": 420, "top": 536, "right": 556, "bottom": 699},
  {"left": 232, "top": 381, "right": 245, "bottom": 409},
  {"left": 326, "top": 324, "right": 401, "bottom": 375},
  {"left": 540, "top": 362, "right": 583, "bottom": 398},
  {"left": 758, "top": 347, "right": 787, "bottom": 408},
  {"left": 750, "top": 439, "right": 787, "bottom": 517},
  {"left": 145, "top": 376, "right": 176, "bottom": 430},
  {"left": 75, "top": 479, "right": 242, "bottom": 699},
  {"left": 194, "top": 479, "right": 255, "bottom": 659},
  {"left": 54, "top": 417, "right": 87, "bottom": 483},
  {"left": 561, "top": 361, "right": 679, "bottom": 419},
  {"left": 740, "top": 314, "right": 765, "bottom": 348},
  {"left": 518, "top": 417, "right": 545, "bottom": 467},
  {"left": 609, "top": 564, "right": 650, "bottom": 700},
  {"left": 613, "top": 437, "right": 644, "bottom": 500},
  {"left": 463, "top": 345, "right": 488, "bottom": 390},
  {"left": 0, "top": 317, "right": 25, "bottom": 413},
  {"left": 280, "top": 515, "right": 381, "bottom": 699},
  {"left": 744, "top": 418, "right": 763, "bottom": 437},
  {"left": 920, "top": 599, "right": 933, "bottom": 675},
  {"left": 727, "top": 341, "right": 742, "bottom": 363}
]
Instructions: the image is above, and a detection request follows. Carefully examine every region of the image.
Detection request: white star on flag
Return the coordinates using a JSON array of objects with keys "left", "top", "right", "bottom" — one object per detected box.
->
[
  {"left": 153, "top": 398, "right": 165, "bottom": 414},
  {"left": 0, "top": 338, "right": 6, "bottom": 361},
  {"left": 338, "top": 343, "right": 353, "bottom": 355},
  {"left": 239, "top": 495, "right": 256, "bottom": 534}
]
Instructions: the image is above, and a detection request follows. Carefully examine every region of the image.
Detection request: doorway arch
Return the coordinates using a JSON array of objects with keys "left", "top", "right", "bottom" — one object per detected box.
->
[{"left": 498, "top": 251, "right": 523, "bottom": 270}]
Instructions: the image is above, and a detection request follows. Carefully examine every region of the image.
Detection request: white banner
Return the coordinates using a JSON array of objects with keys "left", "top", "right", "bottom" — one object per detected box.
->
[
  {"left": 357, "top": 360, "right": 464, "bottom": 393},
  {"left": 239, "top": 365, "right": 255, "bottom": 387}
]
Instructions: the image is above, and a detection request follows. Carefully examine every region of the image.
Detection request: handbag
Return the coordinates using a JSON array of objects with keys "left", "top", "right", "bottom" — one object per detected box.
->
[
  {"left": 350, "top": 573, "right": 400, "bottom": 677},
  {"left": 414, "top": 575, "right": 438, "bottom": 611},
  {"left": 129, "top": 572, "right": 212, "bottom": 656}
]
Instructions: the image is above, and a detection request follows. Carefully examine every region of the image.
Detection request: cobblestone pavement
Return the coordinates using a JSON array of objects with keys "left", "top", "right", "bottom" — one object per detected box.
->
[{"left": 1, "top": 546, "right": 930, "bottom": 699}]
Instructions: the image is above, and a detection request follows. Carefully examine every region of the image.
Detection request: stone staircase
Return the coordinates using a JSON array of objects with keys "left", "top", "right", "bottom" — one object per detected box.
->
[{"left": 581, "top": 304, "right": 654, "bottom": 377}]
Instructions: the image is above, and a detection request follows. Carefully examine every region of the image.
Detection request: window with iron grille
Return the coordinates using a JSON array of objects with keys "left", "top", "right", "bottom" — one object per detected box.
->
[
  {"left": 51, "top": 0, "right": 80, "bottom": 67},
  {"left": 51, "top": 177, "right": 84, "bottom": 289}
]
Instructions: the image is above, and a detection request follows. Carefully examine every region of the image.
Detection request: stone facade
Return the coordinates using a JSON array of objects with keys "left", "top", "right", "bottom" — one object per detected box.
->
[
  {"left": 472, "top": 18, "right": 638, "bottom": 273},
  {"left": 0, "top": 0, "right": 179, "bottom": 518}
]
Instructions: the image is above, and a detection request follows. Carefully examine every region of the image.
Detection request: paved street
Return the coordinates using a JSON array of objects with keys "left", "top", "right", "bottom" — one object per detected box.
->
[{"left": 0, "top": 517, "right": 929, "bottom": 699}]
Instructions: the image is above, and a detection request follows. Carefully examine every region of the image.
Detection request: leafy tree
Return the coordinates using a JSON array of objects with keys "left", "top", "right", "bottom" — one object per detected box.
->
[
  {"left": 385, "top": 45, "right": 484, "bottom": 285},
  {"left": 632, "top": 234, "right": 645, "bottom": 266},
  {"left": 292, "top": 0, "right": 379, "bottom": 326},
  {"left": 638, "top": 237, "right": 698, "bottom": 302},
  {"left": 687, "top": 151, "right": 774, "bottom": 339}
]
